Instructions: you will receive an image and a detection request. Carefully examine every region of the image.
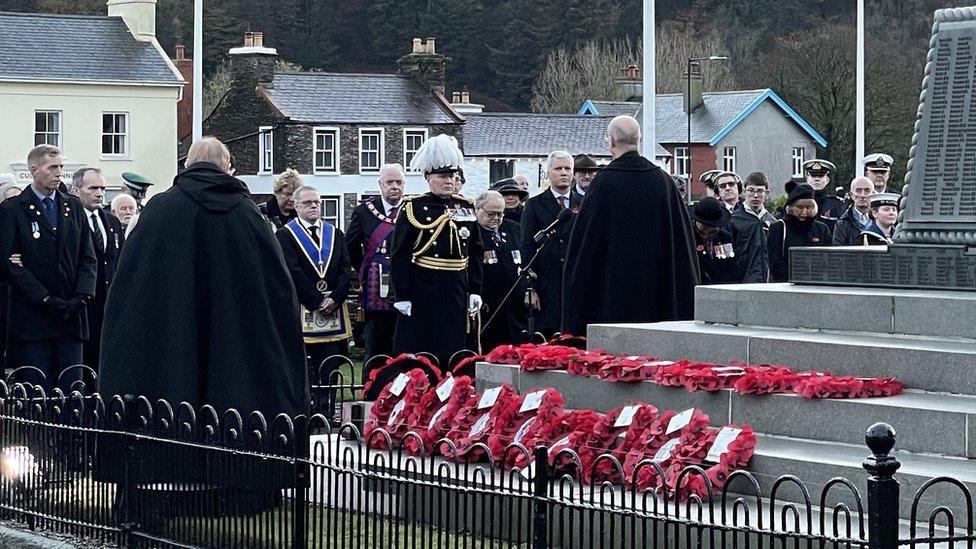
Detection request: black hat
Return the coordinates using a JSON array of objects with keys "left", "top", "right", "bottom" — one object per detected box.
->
[
  {"left": 490, "top": 178, "right": 528, "bottom": 200},
  {"left": 863, "top": 153, "right": 893, "bottom": 172},
  {"left": 784, "top": 180, "right": 799, "bottom": 195},
  {"left": 573, "top": 154, "right": 599, "bottom": 172},
  {"left": 786, "top": 184, "right": 816, "bottom": 205},
  {"left": 691, "top": 197, "right": 731, "bottom": 227},
  {"left": 802, "top": 159, "right": 835, "bottom": 176}
]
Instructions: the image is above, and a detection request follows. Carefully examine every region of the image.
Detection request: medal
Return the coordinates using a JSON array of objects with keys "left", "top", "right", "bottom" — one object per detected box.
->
[
  {"left": 316, "top": 280, "right": 329, "bottom": 293},
  {"left": 512, "top": 250, "right": 521, "bottom": 265},
  {"left": 31, "top": 221, "right": 40, "bottom": 239},
  {"left": 458, "top": 226, "right": 470, "bottom": 239}
]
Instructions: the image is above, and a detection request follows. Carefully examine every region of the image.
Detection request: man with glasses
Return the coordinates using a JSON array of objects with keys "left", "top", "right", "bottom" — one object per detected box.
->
[
  {"left": 712, "top": 171, "right": 742, "bottom": 212},
  {"left": 474, "top": 191, "right": 525, "bottom": 350},
  {"left": 729, "top": 172, "right": 772, "bottom": 282},
  {"left": 571, "top": 154, "right": 600, "bottom": 201},
  {"left": 277, "top": 185, "right": 352, "bottom": 418},
  {"left": 346, "top": 164, "right": 405, "bottom": 363},
  {"left": 833, "top": 177, "right": 874, "bottom": 246}
]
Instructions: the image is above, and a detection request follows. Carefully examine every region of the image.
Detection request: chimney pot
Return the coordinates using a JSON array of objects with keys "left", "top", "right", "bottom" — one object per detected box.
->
[
  {"left": 461, "top": 91, "right": 470, "bottom": 104},
  {"left": 175, "top": 43, "right": 185, "bottom": 60},
  {"left": 253, "top": 32, "right": 264, "bottom": 47},
  {"left": 412, "top": 38, "right": 423, "bottom": 54},
  {"left": 243, "top": 32, "right": 254, "bottom": 47},
  {"left": 451, "top": 92, "right": 461, "bottom": 103},
  {"left": 426, "top": 37, "right": 436, "bottom": 54}
]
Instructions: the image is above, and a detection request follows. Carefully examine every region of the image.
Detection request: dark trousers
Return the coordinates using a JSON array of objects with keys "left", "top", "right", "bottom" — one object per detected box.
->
[
  {"left": 362, "top": 311, "right": 396, "bottom": 364},
  {"left": 307, "top": 340, "right": 347, "bottom": 422},
  {"left": 8, "top": 336, "right": 83, "bottom": 387}
]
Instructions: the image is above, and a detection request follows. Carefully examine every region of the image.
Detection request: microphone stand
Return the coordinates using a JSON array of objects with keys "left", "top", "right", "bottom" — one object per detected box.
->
[{"left": 480, "top": 227, "right": 560, "bottom": 344}]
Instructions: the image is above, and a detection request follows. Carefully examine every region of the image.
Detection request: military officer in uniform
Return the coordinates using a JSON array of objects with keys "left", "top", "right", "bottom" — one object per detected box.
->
[
  {"left": 474, "top": 191, "right": 526, "bottom": 351},
  {"left": 346, "top": 164, "right": 404, "bottom": 363},
  {"left": 860, "top": 192, "right": 900, "bottom": 245},
  {"left": 690, "top": 197, "right": 741, "bottom": 285},
  {"left": 802, "top": 159, "right": 844, "bottom": 231},
  {"left": 863, "top": 153, "right": 894, "bottom": 193},
  {"left": 490, "top": 178, "right": 528, "bottom": 223},
  {"left": 120, "top": 172, "right": 154, "bottom": 208},
  {"left": 520, "top": 150, "right": 579, "bottom": 338},
  {"left": 390, "top": 134, "right": 483, "bottom": 367}
]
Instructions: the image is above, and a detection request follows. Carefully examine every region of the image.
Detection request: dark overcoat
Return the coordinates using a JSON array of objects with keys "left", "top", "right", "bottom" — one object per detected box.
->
[
  {"left": 85, "top": 208, "right": 125, "bottom": 369},
  {"left": 767, "top": 215, "right": 832, "bottom": 282},
  {"left": 478, "top": 220, "right": 527, "bottom": 350},
  {"left": 561, "top": 151, "right": 699, "bottom": 336}
]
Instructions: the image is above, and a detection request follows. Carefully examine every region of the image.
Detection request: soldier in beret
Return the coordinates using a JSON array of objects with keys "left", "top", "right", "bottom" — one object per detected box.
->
[
  {"left": 860, "top": 192, "right": 900, "bottom": 245},
  {"left": 863, "top": 153, "right": 893, "bottom": 193},
  {"left": 767, "top": 184, "right": 832, "bottom": 282},
  {"left": 802, "top": 159, "right": 845, "bottom": 231},
  {"left": 390, "top": 134, "right": 483, "bottom": 366},
  {"left": 490, "top": 178, "right": 528, "bottom": 223}
]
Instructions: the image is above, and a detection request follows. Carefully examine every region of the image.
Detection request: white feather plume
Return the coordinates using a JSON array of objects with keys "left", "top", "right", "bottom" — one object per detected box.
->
[{"left": 410, "top": 134, "right": 463, "bottom": 173}]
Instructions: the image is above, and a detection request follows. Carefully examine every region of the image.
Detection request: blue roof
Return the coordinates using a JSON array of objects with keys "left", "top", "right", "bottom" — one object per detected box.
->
[{"left": 578, "top": 89, "right": 826, "bottom": 148}]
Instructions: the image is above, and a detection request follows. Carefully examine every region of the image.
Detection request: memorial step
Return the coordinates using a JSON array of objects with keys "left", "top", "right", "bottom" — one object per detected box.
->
[
  {"left": 586, "top": 321, "right": 976, "bottom": 395},
  {"left": 694, "top": 283, "right": 976, "bottom": 340},
  {"left": 476, "top": 363, "right": 976, "bottom": 458}
]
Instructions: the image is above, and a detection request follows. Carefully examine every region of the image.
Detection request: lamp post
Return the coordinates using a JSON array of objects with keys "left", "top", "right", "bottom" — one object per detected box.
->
[
  {"left": 686, "top": 55, "right": 728, "bottom": 203},
  {"left": 192, "top": 0, "right": 203, "bottom": 143}
]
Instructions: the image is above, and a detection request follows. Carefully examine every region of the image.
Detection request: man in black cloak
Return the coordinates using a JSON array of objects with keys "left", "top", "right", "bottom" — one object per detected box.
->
[
  {"left": 562, "top": 116, "right": 699, "bottom": 336},
  {"left": 95, "top": 139, "right": 309, "bottom": 512}
]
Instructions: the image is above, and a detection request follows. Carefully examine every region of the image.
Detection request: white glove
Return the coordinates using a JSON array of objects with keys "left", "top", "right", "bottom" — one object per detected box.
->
[
  {"left": 394, "top": 301, "right": 412, "bottom": 316},
  {"left": 468, "top": 294, "right": 483, "bottom": 316}
]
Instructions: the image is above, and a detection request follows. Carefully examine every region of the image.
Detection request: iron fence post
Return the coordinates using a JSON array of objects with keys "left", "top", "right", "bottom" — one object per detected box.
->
[
  {"left": 863, "top": 422, "right": 900, "bottom": 549},
  {"left": 532, "top": 446, "right": 550, "bottom": 549},
  {"left": 292, "top": 415, "right": 309, "bottom": 549}
]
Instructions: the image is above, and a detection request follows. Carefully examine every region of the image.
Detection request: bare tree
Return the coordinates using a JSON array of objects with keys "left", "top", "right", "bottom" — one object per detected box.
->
[{"left": 530, "top": 24, "right": 738, "bottom": 113}]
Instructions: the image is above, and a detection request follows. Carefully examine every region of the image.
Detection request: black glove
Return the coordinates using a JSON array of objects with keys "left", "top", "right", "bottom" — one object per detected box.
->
[
  {"left": 41, "top": 295, "right": 70, "bottom": 317},
  {"left": 64, "top": 297, "right": 83, "bottom": 317}
]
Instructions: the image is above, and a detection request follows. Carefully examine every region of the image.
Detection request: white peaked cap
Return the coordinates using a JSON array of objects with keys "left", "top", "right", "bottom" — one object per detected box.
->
[{"left": 410, "top": 134, "right": 463, "bottom": 174}]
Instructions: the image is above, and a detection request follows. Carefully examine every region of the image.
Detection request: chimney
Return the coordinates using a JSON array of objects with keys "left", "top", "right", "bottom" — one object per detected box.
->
[
  {"left": 614, "top": 65, "right": 642, "bottom": 101},
  {"left": 450, "top": 89, "right": 483, "bottom": 114},
  {"left": 172, "top": 44, "right": 193, "bottom": 140},
  {"left": 396, "top": 37, "right": 450, "bottom": 94},
  {"left": 107, "top": 0, "right": 157, "bottom": 42},
  {"left": 229, "top": 31, "right": 278, "bottom": 89},
  {"left": 684, "top": 62, "right": 704, "bottom": 113}
]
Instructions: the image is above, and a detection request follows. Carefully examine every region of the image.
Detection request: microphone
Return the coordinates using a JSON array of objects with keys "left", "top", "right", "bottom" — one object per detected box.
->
[{"left": 533, "top": 208, "right": 575, "bottom": 243}]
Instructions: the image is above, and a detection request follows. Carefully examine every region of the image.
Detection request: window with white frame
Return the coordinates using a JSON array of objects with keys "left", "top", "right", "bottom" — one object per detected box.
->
[
  {"left": 321, "top": 196, "right": 341, "bottom": 227},
  {"left": 101, "top": 112, "right": 129, "bottom": 157},
  {"left": 403, "top": 128, "right": 428, "bottom": 170},
  {"left": 359, "top": 128, "right": 384, "bottom": 173},
  {"left": 313, "top": 127, "right": 339, "bottom": 174},
  {"left": 792, "top": 147, "right": 805, "bottom": 177},
  {"left": 35, "top": 111, "right": 61, "bottom": 148},
  {"left": 723, "top": 146, "right": 736, "bottom": 173},
  {"left": 674, "top": 146, "right": 690, "bottom": 176},
  {"left": 258, "top": 126, "right": 273, "bottom": 173}
]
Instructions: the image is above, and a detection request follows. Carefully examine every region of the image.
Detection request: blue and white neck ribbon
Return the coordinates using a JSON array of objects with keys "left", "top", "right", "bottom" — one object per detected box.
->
[{"left": 285, "top": 218, "right": 335, "bottom": 278}]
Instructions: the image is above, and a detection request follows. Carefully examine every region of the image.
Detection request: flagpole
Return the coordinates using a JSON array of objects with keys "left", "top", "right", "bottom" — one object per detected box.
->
[
  {"left": 192, "top": 0, "right": 203, "bottom": 143},
  {"left": 855, "top": 0, "right": 865, "bottom": 175},
  {"left": 642, "top": 0, "right": 655, "bottom": 162}
]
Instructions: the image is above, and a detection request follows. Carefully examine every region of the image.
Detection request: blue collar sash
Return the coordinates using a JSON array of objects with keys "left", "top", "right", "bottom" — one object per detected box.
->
[{"left": 285, "top": 218, "right": 335, "bottom": 278}]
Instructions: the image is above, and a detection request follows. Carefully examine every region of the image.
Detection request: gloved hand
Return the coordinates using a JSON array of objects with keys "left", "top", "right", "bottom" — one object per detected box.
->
[
  {"left": 41, "top": 295, "right": 69, "bottom": 316},
  {"left": 394, "top": 301, "right": 412, "bottom": 317},
  {"left": 468, "top": 294, "right": 483, "bottom": 316},
  {"left": 63, "top": 297, "right": 83, "bottom": 317}
]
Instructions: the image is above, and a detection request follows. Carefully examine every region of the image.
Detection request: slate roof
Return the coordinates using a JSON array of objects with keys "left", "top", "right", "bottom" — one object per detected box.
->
[
  {"left": 462, "top": 113, "right": 669, "bottom": 158},
  {"left": 0, "top": 12, "right": 181, "bottom": 84},
  {"left": 580, "top": 89, "right": 826, "bottom": 147},
  {"left": 264, "top": 72, "right": 459, "bottom": 124}
]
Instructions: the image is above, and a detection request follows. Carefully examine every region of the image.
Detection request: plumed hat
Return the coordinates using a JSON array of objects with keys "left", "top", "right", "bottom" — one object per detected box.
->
[{"left": 410, "top": 134, "right": 464, "bottom": 175}]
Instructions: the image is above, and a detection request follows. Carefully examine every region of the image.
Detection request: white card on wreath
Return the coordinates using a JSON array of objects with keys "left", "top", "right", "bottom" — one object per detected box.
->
[
  {"left": 666, "top": 408, "right": 695, "bottom": 435},
  {"left": 468, "top": 413, "right": 491, "bottom": 438},
  {"left": 705, "top": 427, "right": 743, "bottom": 463},
  {"left": 653, "top": 438, "right": 681, "bottom": 462},
  {"left": 614, "top": 405, "right": 641, "bottom": 428},
  {"left": 518, "top": 390, "right": 547, "bottom": 413},
  {"left": 387, "top": 400, "right": 406, "bottom": 426},
  {"left": 436, "top": 376, "right": 456, "bottom": 402},
  {"left": 478, "top": 387, "right": 502, "bottom": 409},
  {"left": 428, "top": 404, "right": 449, "bottom": 430},
  {"left": 389, "top": 373, "right": 409, "bottom": 397}
]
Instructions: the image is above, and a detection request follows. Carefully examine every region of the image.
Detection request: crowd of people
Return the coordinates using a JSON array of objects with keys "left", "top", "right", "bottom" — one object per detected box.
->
[{"left": 0, "top": 115, "right": 904, "bottom": 423}]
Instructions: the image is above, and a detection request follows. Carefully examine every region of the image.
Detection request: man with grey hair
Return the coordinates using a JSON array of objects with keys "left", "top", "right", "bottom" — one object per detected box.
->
[
  {"left": 475, "top": 190, "right": 525, "bottom": 348},
  {"left": 69, "top": 167, "right": 125, "bottom": 369},
  {"left": 0, "top": 144, "right": 96, "bottom": 383},
  {"left": 519, "top": 150, "right": 579, "bottom": 338},
  {"left": 833, "top": 176, "right": 875, "bottom": 246},
  {"left": 346, "top": 163, "right": 406, "bottom": 362},
  {"left": 111, "top": 194, "right": 138, "bottom": 229},
  {"left": 562, "top": 116, "right": 698, "bottom": 335}
]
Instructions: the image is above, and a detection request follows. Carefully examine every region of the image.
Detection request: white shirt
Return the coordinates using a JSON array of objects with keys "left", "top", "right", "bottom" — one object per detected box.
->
[
  {"left": 550, "top": 187, "right": 571, "bottom": 205},
  {"left": 574, "top": 183, "right": 586, "bottom": 196},
  {"left": 382, "top": 199, "right": 402, "bottom": 216},
  {"left": 86, "top": 208, "right": 107, "bottom": 249},
  {"left": 299, "top": 217, "right": 322, "bottom": 233}
]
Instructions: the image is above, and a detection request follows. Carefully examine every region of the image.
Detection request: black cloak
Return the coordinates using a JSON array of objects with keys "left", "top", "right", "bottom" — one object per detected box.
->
[
  {"left": 97, "top": 162, "right": 309, "bottom": 422},
  {"left": 561, "top": 151, "right": 699, "bottom": 336}
]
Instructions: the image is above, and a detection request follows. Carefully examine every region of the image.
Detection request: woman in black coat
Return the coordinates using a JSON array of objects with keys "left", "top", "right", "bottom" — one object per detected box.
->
[{"left": 767, "top": 184, "right": 832, "bottom": 282}]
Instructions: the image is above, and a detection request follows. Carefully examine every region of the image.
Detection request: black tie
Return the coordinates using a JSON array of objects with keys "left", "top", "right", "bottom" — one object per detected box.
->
[
  {"left": 91, "top": 212, "right": 104, "bottom": 252},
  {"left": 309, "top": 225, "right": 320, "bottom": 246}
]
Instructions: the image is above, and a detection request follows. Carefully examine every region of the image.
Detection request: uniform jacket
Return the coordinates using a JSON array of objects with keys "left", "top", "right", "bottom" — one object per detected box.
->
[
  {"left": 832, "top": 206, "right": 869, "bottom": 246},
  {"left": 767, "top": 215, "right": 832, "bottom": 282},
  {"left": 479, "top": 220, "right": 527, "bottom": 347},
  {"left": 0, "top": 189, "right": 97, "bottom": 342},
  {"left": 519, "top": 188, "right": 580, "bottom": 334},
  {"left": 85, "top": 208, "right": 125, "bottom": 365},
  {"left": 860, "top": 221, "right": 894, "bottom": 246},
  {"left": 814, "top": 188, "right": 845, "bottom": 232},
  {"left": 345, "top": 196, "right": 398, "bottom": 312},
  {"left": 695, "top": 228, "right": 741, "bottom": 285}
]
